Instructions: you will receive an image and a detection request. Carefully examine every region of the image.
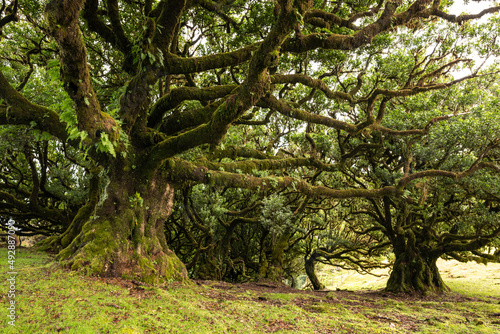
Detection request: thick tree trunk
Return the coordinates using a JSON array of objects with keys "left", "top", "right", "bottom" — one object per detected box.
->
[
  {"left": 259, "top": 234, "right": 288, "bottom": 281},
  {"left": 42, "top": 165, "right": 188, "bottom": 284},
  {"left": 305, "top": 253, "right": 325, "bottom": 290},
  {"left": 386, "top": 231, "right": 449, "bottom": 293}
]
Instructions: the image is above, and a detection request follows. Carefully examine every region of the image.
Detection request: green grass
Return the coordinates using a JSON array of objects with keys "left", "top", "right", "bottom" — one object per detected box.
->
[
  {"left": 1, "top": 248, "right": 500, "bottom": 333},
  {"left": 317, "top": 259, "right": 500, "bottom": 298}
]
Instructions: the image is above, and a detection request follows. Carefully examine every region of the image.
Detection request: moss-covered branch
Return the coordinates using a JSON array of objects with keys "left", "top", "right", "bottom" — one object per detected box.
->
[
  {"left": 45, "top": 0, "right": 118, "bottom": 141},
  {"left": 24, "top": 145, "right": 40, "bottom": 210},
  {"left": 304, "top": 8, "right": 361, "bottom": 31},
  {"left": 281, "top": 0, "right": 402, "bottom": 53},
  {"left": 196, "top": 0, "right": 239, "bottom": 28},
  {"left": 208, "top": 146, "right": 277, "bottom": 160},
  {"left": 119, "top": 70, "right": 158, "bottom": 134},
  {"left": 200, "top": 156, "right": 338, "bottom": 174},
  {"left": 153, "top": 0, "right": 186, "bottom": 49},
  {"left": 158, "top": 101, "right": 223, "bottom": 136},
  {"left": 163, "top": 43, "right": 259, "bottom": 75},
  {"left": 282, "top": 1, "right": 500, "bottom": 54},
  {"left": 83, "top": 0, "right": 123, "bottom": 52},
  {"left": 148, "top": 85, "right": 238, "bottom": 128},
  {"left": 82, "top": 0, "right": 135, "bottom": 74},
  {"left": 262, "top": 94, "right": 358, "bottom": 132},
  {"left": 399, "top": 162, "right": 500, "bottom": 187},
  {"left": 431, "top": 226, "right": 500, "bottom": 257},
  {"left": 146, "top": 0, "right": 312, "bottom": 171},
  {"left": 105, "top": 0, "right": 131, "bottom": 54},
  {"left": 0, "top": 71, "right": 68, "bottom": 142},
  {"left": 431, "top": 4, "right": 500, "bottom": 24},
  {"left": 166, "top": 159, "right": 402, "bottom": 199},
  {"left": 271, "top": 74, "right": 355, "bottom": 103},
  {"left": 0, "top": 190, "right": 69, "bottom": 225}
]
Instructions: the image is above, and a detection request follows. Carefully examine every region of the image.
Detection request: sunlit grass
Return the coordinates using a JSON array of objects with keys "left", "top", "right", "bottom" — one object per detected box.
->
[{"left": 318, "top": 259, "right": 500, "bottom": 295}]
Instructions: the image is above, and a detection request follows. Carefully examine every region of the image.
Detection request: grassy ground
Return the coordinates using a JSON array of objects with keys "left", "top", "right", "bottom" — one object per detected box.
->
[
  {"left": 317, "top": 258, "right": 500, "bottom": 300},
  {"left": 1, "top": 247, "right": 500, "bottom": 333},
  {"left": 317, "top": 259, "right": 500, "bottom": 294}
]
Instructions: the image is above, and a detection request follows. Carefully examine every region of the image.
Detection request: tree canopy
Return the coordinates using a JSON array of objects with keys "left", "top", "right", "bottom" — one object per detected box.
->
[{"left": 1, "top": 0, "right": 500, "bottom": 292}]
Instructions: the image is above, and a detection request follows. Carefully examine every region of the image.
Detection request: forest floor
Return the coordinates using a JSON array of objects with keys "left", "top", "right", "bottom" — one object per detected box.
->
[{"left": 1, "top": 247, "right": 500, "bottom": 333}]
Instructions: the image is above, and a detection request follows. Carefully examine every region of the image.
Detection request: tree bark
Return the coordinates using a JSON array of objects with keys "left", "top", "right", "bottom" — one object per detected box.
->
[
  {"left": 305, "top": 252, "right": 325, "bottom": 290},
  {"left": 259, "top": 234, "right": 288, "bottom": 281},
  {"left": 42, "top": 163, "right": 188, "bottom": 283},
  {"left": 386, "top": 231, "right": 449, "bottom": 293}
]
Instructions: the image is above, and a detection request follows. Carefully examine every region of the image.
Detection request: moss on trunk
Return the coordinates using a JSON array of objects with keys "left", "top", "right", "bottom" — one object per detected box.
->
[
  {"left": 386, "top": 253, "right": 449, "bottom": 294},
  {"left": 386, "top": 230, "right": 449, "bottom": 294},
  {"left": 305, "top": 253, "right": 325, "bottom": 290},
  {"left": 45, "top": 165, "right": 188, "bottom": 284},
  {"left": 259, "top": 234, "right": 288, "bottom": 281}
]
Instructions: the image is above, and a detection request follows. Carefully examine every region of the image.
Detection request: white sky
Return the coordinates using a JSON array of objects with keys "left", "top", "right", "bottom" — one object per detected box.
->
[
  {"left": 449, "top": 0, "right": 497, "bottom": 15},
  {"left": 446, "top": 1, "right": 500, "bottom": 78}
]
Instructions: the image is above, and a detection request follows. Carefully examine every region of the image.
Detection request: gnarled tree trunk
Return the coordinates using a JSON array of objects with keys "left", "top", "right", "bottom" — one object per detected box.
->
[
  {"left": 259, "top": 234, "right": 289, "bottom": 281},
  {"left": 305, "top": 252, "right": 325, "bottom": 290},
  {"left": 386, "top": 230, "right": 448, "bottom": 293},
  {"left": 41, "top": 163, "right": 188, "bottom": 284}
]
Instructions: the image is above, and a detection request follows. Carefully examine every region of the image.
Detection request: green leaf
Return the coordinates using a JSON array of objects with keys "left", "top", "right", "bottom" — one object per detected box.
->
[{"left": 96, "top": 132, "right": 116, "bottom": 157}]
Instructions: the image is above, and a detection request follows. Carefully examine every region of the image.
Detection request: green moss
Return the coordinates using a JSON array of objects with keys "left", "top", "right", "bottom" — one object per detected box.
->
[
  {"left": 44, "top": 174, "right": 189, "bottom": 284},
  {"left": 57, "top": 218, "right": 120, "bottom": 275},
  {"left": 36, "top": 235, "right": 62, "bottom": 252},
  {"left": 259, "top": 258, "right": 269, "bottom": 278}
]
